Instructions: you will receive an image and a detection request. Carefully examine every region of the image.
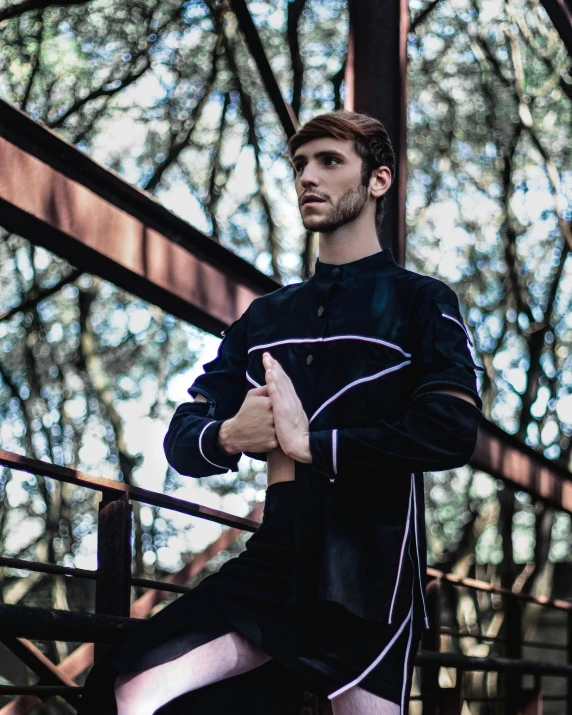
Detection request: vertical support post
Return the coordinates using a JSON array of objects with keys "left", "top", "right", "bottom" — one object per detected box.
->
[
  {"left": 505, "top": 594, "right": 522, "bottom": 715},
  {"left": 567, "top": 609, "right": 572, "bottom": 715},
  {"left": 94, "top": 492, "right": 132, "bottom": 660},
  {"left": 421, "top": 575, "right": 441, "bottom": 714},
  {"left": 345, "top": 0, "right": 409, "bottom": 265},
  {"left": 517, "top": 688, "right": 542, "bottom": 715},
  {"left": 439, "top": 676, "right": 463, "bottom": 715}
]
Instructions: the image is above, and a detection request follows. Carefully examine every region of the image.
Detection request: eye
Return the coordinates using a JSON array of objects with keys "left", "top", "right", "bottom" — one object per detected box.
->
[
  {"left": 293, "top": 163, "right": 305, "bottom": 174},
  {"left": 323, "top": 156, "right": 341, "bottom": 167}
]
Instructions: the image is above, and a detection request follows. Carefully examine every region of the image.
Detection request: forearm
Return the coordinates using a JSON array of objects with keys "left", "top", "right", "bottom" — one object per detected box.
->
[
  {"left": 309, "top": 392, "right": 482, "bottom": 477},
  {"left": 164, "top": 403, "right": 241, "bottom": 477}
]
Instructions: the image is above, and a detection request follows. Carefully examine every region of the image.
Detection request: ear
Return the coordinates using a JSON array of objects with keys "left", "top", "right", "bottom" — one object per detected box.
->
[{"left": 369, "top": 165, "right": 392, "bottom": 199}]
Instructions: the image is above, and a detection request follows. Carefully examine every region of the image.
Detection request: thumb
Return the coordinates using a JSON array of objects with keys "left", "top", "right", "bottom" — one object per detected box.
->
[{"left": 248, "top": 385, "right": 269, "bottom": 396}]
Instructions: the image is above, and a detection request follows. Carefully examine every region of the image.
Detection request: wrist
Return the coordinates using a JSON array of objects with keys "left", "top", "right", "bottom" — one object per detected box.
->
[
  {"left": 218, "top": 418, "right": 239, "bottom": 455},
  {"left": 284, "top": 432, "right": 312, "bottom": 464}
]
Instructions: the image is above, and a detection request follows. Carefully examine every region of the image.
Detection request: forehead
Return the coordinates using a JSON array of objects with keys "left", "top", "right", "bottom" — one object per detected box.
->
[{"left": 292, "top": 137, "right": 357, "bottom": 160}]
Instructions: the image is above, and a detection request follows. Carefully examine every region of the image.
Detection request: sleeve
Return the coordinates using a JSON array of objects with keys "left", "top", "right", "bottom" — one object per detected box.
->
[
  {"left": 163, "top": 310, "right": 250, "bottom": 478},
  {"left": 308, "top": 285, "right": 484, "bottom": 477}
]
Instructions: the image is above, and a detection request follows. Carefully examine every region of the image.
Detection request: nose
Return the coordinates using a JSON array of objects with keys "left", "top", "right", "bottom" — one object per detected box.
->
[{"left": 299, "top": 163, "right": 319, "bottom": 189}]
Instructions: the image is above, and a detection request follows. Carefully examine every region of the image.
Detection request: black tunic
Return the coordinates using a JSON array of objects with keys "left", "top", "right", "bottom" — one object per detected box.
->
[
  {"left": 165, "top": 247, "right": 483, "bottom": 625},
  {"left": 79, "top": 248, "right": 483, "bottom": 713}
]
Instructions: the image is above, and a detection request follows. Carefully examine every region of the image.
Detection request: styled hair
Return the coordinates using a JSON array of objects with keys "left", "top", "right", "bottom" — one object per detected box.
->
[{"left": 288, "top": 110, "right": 395, "bottom": 233}]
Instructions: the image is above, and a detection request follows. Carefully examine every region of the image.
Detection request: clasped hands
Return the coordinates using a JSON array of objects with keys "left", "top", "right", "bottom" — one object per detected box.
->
[
  {"left": 218, "top": 353, "right": 312, "bottom": 463},
  {"left": 263, "top": 353, "right": 312, "bottom": 463}
]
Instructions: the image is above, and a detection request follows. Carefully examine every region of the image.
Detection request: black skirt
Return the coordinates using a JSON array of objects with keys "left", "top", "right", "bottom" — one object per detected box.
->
[{"left": 78, "top": 481, "right": 421, "bottom": 714}]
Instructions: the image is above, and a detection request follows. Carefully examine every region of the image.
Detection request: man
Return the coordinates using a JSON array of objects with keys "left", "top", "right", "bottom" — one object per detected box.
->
[{"left": 79, "top": 111, "right": 483, "bottom": 715}]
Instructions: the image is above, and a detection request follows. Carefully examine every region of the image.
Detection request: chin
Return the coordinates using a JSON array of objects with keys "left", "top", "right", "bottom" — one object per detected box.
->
[{"left": 301, "top": 214, "right": 332, "bottom": 232}]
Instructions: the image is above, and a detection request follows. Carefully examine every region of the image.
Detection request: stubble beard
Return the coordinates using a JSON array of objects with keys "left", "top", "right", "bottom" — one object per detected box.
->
[{"left": 301, "top": 183, "right": 369, "bottom": 233}]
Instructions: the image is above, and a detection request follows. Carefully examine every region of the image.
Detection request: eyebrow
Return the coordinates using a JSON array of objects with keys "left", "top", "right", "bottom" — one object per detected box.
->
[{"left": 291, "top": 149, "right": 347, "bottom": 163}]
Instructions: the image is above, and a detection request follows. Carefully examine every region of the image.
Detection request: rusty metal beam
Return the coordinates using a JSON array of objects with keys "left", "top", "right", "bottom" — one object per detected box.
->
[
  {"left": 0, "top": 502, "right": 265, "bottom": 715},
  {"left": 539, "top": 0, "right": 572, "bottom": 56},
  {"left": 0, "top": 99, "right": 279, "bottom": 337},
  {"left": 0, "top": 450, "right": 260, "bottom": 532},
  {"left": 471, "top": 419, "right": 572, "bottom": 512},
  {"left": 229, "top": 0, "right": 299, "bottom": 136},
  {"left": 344, "top": 0, "right": 408, "bottom": 266}
]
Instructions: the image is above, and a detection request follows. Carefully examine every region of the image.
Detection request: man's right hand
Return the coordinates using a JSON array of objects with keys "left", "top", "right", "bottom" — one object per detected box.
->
[{"left": 209, "top": 386, "right": 279, "bottom": 455}]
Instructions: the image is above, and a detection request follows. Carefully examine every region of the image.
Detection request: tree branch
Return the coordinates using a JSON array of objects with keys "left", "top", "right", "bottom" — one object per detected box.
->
[{"left": 0, "top": 0, "right": 91, "bottom": 23}]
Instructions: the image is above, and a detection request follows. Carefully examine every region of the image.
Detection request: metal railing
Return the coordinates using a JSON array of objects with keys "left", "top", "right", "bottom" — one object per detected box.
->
[{"left": 1, "top": 448, "right": 571, "bottom": 715}]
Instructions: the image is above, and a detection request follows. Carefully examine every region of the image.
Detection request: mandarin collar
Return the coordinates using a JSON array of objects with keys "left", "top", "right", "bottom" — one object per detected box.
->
[{"left": 313, "top": 248, "right": 396, "bottom": 281}]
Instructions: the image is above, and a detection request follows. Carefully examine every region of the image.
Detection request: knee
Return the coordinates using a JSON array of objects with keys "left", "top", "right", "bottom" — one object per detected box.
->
[
  {"left": 114, "top": 672, "right": 156, "bottom": 715},
  {"left": 227, "top": 632, "right": 272, "bottom": 673}
]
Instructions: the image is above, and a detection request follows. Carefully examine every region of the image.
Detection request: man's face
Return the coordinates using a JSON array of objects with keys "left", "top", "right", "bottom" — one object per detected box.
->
[{"left": 292, "top": 137, "right": 369, "bottom": 233}]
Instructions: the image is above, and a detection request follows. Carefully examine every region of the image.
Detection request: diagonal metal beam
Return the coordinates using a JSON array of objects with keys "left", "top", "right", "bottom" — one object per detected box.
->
[
  {"left": 0, "top": 99, "right": 279, "bottom": 337},
  {"left": 228, "top": 0, "right": 299, "bottom": 137},
  {"left": 472, "top": 419, "right": 572, "bottom": 511}
]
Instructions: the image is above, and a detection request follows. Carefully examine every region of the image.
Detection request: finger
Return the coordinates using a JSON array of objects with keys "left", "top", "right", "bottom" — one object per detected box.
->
[{"left": 249, "top": 385, "right": 268, "bottom": 396}]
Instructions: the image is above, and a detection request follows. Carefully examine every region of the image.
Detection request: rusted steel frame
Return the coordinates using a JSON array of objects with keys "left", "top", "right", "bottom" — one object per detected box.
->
[
  {"left": 94, "top": 493, "right": 132, "bottom": 660},
  {"left": 0, "top": 449, "right": 260, "bottom": 532},
  {"left": 0, "top": 503, "right": 265, "bottom": 715},
  {"left": 0, "top": 637, "right": 76, "bottom": 687},
  {"left": 2, "top": 604, "right": 572, "bottom": 678},
  {"left": 0, "top": 686, "right": 80, "bottom": 697},
  {"left": 420, "top": 576, "right": 442, "bottom": 714},
  {"left": 0, "top": 99, "right": 279, "bottom": 337},
  {"left": 344, "top": 0, "right": 408, "bottom": 265},
  {"left": 568, "top": 609, "right": 572, "bottom": 715},
  {"left": 505, "top": 594, "right": 523, "bottom": 714},
  {"left": 538, "top": 0, "right": 572, "bottom": 56},
  {"left": 0, "top": 556, "right": 189, "bottom": 594},
  {"left": 0, "top": 605, "right": 137, "bottom": 643},
  {"left": 416, "top": 651, "right": 572, "bottom": 677},
  {"left": 427, "top": 568, "right": 572, "bottom": 610},
  {"left": 0, "top": 637, "right": 80, "bottom": 706},
  {"left": 441, "top": 627, "right": 568, "bottom": 652},
  {"left": 473, "top": 420, "right": 572, "bottom": 513},
  {"left": 228, "top": 0, "right": 298, "bottom": 136}
]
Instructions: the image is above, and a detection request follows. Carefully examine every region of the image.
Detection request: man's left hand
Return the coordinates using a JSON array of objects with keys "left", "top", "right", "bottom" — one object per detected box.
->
[{"left": 262, "top": 352, "right": 312, "bottom": 463}]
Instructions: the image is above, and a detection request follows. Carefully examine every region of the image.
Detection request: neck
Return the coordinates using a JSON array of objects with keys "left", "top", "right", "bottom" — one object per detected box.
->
[{"left": 317, "top": 211, "right": 381, "bottom": 265}]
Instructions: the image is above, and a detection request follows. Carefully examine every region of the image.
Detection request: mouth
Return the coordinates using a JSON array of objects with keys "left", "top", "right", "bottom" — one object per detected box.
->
[{"left": 301, "top": 195, "right": 326, "bottom": 207}]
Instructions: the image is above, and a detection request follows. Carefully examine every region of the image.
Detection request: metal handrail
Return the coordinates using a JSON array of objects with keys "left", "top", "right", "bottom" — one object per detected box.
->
[
  {"left": 0, "top": 449, "right": 259, "bottom": 531},
  {"left": 3, "top": 447, "right": 572, "bottom": 714}
]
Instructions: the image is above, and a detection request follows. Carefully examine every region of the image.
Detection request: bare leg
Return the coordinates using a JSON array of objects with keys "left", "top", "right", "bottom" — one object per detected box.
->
[
  {"left": 114, "top": 631, "right": 272, "bottom": 715},
  {"left": 331, "top": 686, "right": 401, "bottom": 715}
]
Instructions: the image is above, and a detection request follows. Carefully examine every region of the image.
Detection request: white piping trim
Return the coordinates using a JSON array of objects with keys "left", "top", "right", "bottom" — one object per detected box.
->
[
  {"left": 198, "top": 421, "right": 230, "bottom": 471},
  {"left": 388, "top": 474, "right": 414, "bottom": 624},
  {"left": 331, "top": 429, "right": 338, "bottom": 475},
  {"left": 327, "top": 602, "right": 413, "bottom": 700},
  {"left": 246, "top": 371, "right": 261, "bottom": 388},
  {"left": 412, "top": 474, "right": 429, "bottom": 629},
  {"left": 248, "top": 335, "right": 411, "bottom": 358},
  {"left": 441, "top": 312, "right": 473, "bottom": 347},
  {"left": 309, "top": 360, "right": 411, "bottom": 424},
  {"left": 400, "top": 601, "right": 415, "bottom": 714}
]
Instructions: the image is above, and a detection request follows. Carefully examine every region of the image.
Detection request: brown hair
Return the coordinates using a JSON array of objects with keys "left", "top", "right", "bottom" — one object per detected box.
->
[{"left": 288, "top": 110, "right": 395, "bottom": 233}]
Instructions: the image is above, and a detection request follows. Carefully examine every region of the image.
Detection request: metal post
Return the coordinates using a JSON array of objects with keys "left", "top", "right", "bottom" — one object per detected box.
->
[
  {"left": 94, "top": 493, "right": 132, "bottom": 660},
  {"left": 567, "top": 609, "right": 572, "bottom": 715},
  {"left": 439, "top": 676, "right": 463, "bottom": 715},
  {"left": 421, "top": 575, "right": 442, "bottom": 714},
  {"left": 517, "top": 688, "right": 542, "bottom": 715},
  {"left": 345, "top": 0, "right": 409, "bottom": 265},
  {"left": 505, "top": 594, "right": 523, "bottom": 715}
]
